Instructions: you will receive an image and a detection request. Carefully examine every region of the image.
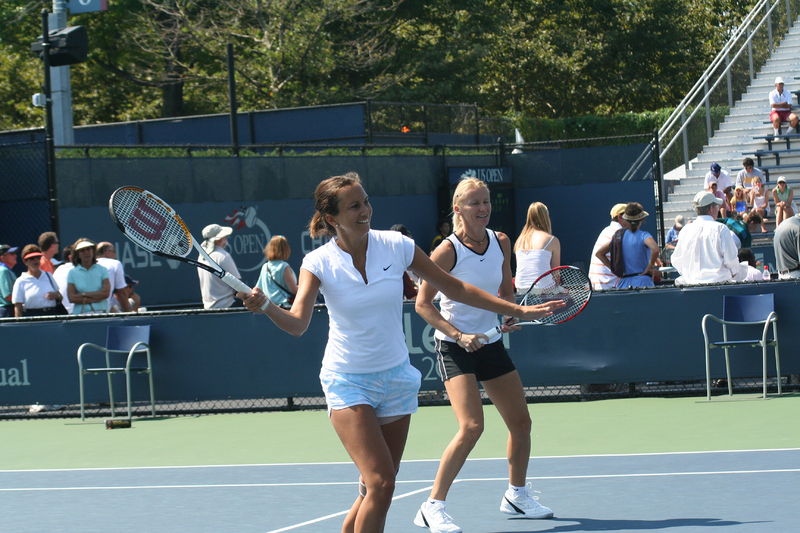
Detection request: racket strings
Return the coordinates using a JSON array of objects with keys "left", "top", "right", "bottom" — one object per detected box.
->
[
  {"left": 522, "top": 268, "right": 591, "bottom": 325},
  {"left": 111, "top": 188, "right": 192, "bottom": 257}
]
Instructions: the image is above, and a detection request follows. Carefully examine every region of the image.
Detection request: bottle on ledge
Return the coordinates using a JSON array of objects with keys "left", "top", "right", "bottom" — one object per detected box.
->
[{"left": 763, "top": 264, "right": 771, "bottom": 281}]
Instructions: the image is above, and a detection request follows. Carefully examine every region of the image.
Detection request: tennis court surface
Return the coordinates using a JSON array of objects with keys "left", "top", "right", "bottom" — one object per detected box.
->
[{"left": 3, "top": 395, "right": 798, "bottom": 532}]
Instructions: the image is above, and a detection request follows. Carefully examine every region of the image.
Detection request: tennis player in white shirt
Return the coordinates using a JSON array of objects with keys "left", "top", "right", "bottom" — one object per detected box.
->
[{"left": 242, "top": 172, "right": 563, "bottom": 533}]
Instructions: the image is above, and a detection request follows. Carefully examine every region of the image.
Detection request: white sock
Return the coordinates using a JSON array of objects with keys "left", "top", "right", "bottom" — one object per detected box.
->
[
  {"left": 509, "top": 484, "right": 525, "bottom": 492},
  {"left": 774, "top": 127, "right": 781, "bottom": 135},
  {"left": 427, "top": 498, "right": 446, "bottom": 506}
]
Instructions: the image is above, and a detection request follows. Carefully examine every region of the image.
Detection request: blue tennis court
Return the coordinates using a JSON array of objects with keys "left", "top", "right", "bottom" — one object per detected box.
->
[{"left": 2, "top": 448, "right": 797, "bottom": 532}]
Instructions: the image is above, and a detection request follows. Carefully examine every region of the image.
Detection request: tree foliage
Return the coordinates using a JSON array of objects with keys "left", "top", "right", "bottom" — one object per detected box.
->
[{"left": 0, "top": 0, "right": 767, "bottom": 132}]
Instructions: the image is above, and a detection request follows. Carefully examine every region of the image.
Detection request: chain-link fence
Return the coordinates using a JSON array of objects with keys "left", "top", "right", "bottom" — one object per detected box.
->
[{"left": 0, "top": 141, "right": 51, "bottom": 247}]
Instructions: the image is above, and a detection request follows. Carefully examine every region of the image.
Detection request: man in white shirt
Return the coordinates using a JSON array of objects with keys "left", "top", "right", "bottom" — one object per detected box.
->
[
  {"left": 197, "top": 224, "right": 241, "bottom": 309},
  {"left": 671, "top": 191, "right": 745, "bottom": 286},
  {"left": 588, "top": 203, "right": 628, "bottom": 290},
  {"left": 704, "top": 163, "right": 733, "bottom": 200},
  {"left": 96, "top": 242, "right": 131, "bottom": 312},
  {"left": 769, "top": 76, "right": 798, "bottom": 136}
]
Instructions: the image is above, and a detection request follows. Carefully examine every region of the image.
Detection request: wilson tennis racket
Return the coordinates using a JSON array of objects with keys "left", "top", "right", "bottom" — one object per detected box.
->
[
  {"left": 482, "top": 265, "right": 592, "bottom": 337},
  {"left": 108, "top": 186, "right": 260, "bottom": 302}
]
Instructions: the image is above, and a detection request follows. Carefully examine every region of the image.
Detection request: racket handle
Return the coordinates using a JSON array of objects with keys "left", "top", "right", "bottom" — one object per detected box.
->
[
  {"left": 221, "top": 272, "right": 270, "bottom": 310},
  {"left": 478, "top": 325, "right": 503, "bottom": 344}
]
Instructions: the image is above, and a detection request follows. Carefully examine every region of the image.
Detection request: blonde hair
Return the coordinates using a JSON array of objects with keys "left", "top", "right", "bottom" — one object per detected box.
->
[
  {"left": 308, "top": 172, "right": 362, "bottom": 238},
  {"left": 514, "top": 202, "right": 552, "bottom": 252},
  {"left": 451, "top": 178, "right": 489, "bottom": 233},
  {"left": 265, "top": 235, "right": 291, "bottom": 261}
]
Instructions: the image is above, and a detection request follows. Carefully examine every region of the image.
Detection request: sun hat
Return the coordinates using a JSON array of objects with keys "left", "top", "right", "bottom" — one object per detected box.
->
[
  {"left": 693, "top": 190, "right": 723, "bottom": 207},
  {"left": 621, "top": 202, "right": 649, "bottom": 221},
  {"left": 609, "top": 203, "right": 627, "bottom": 219},
  {"left": 201, "top": 224, "right": 233, "bottom": 253}
]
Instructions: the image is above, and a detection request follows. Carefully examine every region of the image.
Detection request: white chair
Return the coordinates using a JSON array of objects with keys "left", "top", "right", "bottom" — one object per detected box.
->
[
  {"left": 77, "top": 325, "right": 155, "bottom": 420},
  {"left": 702, "top": 294, "right": 780, "bottom": 400}
]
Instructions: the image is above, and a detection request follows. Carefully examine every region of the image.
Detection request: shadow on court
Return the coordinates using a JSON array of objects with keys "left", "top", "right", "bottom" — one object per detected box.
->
[{"left": 490, "top": 517, "right": 769, "bottom": 532}]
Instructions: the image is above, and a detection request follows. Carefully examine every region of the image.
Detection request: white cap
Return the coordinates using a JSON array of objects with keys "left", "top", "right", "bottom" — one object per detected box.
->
[
  {"left": 775, "top": 76, "right": 785, "bottom": 84},
  {"left": 693, "top": 190, "right": 723, "bottom": 207},
  {"left": 201, "top": 224, "right": 233, "bottom": 253},
  {"left": 777, "top": 175, "right": 787, "bottom": 183}
]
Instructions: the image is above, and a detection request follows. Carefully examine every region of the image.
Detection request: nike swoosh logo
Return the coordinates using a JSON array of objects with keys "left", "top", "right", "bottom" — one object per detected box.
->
[
  {"left": 480, "top": 258, "right": 486, "bottom": 262},
  {"left": 383, "top": 264, "right": 392, "bottom": 270}
]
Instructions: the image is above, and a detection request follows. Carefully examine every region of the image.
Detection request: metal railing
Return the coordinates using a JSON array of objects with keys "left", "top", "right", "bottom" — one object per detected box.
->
[{"left": 625, "top": 0, "right": 800, "bottom": 182}]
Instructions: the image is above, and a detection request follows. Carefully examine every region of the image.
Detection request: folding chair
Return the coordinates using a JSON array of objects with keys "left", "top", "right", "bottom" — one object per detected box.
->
[
  {"left": 77, "top": 325, "right": 155, "bottom": 420},
  {"left": 702, "top": 294, "right": 780, "bottom": 400}
]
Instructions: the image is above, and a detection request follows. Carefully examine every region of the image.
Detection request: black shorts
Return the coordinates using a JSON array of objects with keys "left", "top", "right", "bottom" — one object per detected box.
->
[{"left": 435, "top": 338, "right": 516, "bottom": 382}]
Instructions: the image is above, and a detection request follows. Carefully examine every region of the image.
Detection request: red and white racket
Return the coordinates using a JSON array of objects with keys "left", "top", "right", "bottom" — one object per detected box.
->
[
  {"left": 108, "top": 186, "right": 262, "bottom": 305},
  {"left": 482, "top": 265, "right": 592, "bottom": 337}
]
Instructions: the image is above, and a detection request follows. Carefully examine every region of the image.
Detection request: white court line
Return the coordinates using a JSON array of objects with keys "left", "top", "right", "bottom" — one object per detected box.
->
[
  {"left": 1, "top": 447, "right": 798, "bottom": 473},
  {"left": 2, "top": 467, "right": 798, "bottom": 493}
]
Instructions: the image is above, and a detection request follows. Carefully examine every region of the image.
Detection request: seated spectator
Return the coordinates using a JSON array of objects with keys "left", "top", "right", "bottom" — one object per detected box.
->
[
  {"left": 256, "top": 235, "right": 297, "bottom": 309},
  {"left": 96, "top": 241, "right": 130, "bottom": 312},
  {"left": 588, "top": 203, "right": 629, "bottom": 290},
  {"left": 737, "top": 248, "right": 763, "bottom": 282},
  {"left": 735, "top": 158, "right": 766, "bottom": 190},
  {"left": 37, "top": 231, "right": 60, "bottom": 273},
  {"left": 594, "top": 202, "right": 660, "bottom": 288},
  {"left": 111, "top": 275, "right": 142, "bottom": 313},
  {"left": 748, "top": 176, "right": 770, "bottom": 232},
  {"left": 0, "top": 244, "right": 19, "bottom": 317},
  {"left": 769, "top": 76, "right": 799, "bottom": 136},
  {"left": 774, "top": 212, "right": 800, "bottom": 279},
  {"left": 772, "top": 176, "right": 795, "bottom": 227},
  {"left": 707, "top": 182, "right": 729, "bottom": 219},
  {"left": 705, "top": 163, "right": 734, "bottom": 200},
  {"left": 11, "top": 244, "right": 65, "bottom": 317},
  {"left": 67, "top": 238, "right": 111, "bottom": 314},
  {"left": 390, "top": 224, "right": 419, "bottom": 299},
  {"left": 513, "top": 202, "right": 560, "bottom": 293},
  {"left": 665, "top": 215, "right": 685, "bottom": 248},
  {"left": 52, "top": 245, "right": 74, "bottom": 314},
  {"left": 429, "top": 219, "right": 452, "bottom": 254},
  {"left": 671, "top": 192, "right": 744, "bottom": 285},
  {"left": 731, "top": 186, "right": 749, "bottom": 218}
]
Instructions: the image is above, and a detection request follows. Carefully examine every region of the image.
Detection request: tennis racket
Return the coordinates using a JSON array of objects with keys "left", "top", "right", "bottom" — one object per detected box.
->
[
  {"left": 108, "top": 186, "right": 263, "bottom": 306},
  {"left": 482, "top": 265, "right": 592, "bottom": 337}
]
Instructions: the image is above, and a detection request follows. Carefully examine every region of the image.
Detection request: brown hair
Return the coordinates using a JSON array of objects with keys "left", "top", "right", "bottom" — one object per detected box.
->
[
  {"left": 309, "top": 172, "right": 362, "bottom": 238},
  {"left": 265, "top": 235, "right": 291, "bottom": 261},
  {"left": 514, "top": 202, "right": 552, "bottom": 252},
  {"left": 21, "top": 244, "right": 42, "bottom": 261},
  {"left": 451, "top": 178, "right": 489, "bottom": 234},
  {"left": 37, "top": 231, "right": 58, "bottom": 250},
  {"left": 71, "top": 238, "right": 97, "bottom": 266}
]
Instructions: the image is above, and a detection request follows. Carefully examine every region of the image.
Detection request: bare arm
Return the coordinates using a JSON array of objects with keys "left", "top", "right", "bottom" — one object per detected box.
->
[
  {"left": 13, "top": 303, "right": 22, "bottom": 318},
  {"left": 283, "top": 265, "right": 298, "bottom": 294},
  {"left": 243, "top": 268, "right": 320, "bottom": 337},
  {"left": 595, "top": 241, "right": 612, "bottom": 270},
  {"left": 642, "top": 237, "right": 660, "bottom": 274},
  {"left": 550, "top": 236, "right": 561, "bottom": 269}
]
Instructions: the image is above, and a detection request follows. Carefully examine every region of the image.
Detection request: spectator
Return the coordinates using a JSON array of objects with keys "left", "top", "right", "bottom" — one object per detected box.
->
[
  {"left": 707, "top": 181, "right": 729, "bottom": 219},
  {"left": 595, "top": 202, "right": 660, "bottom": 288},
  {"left": 37, "top": 231, "right": 59, "bottom": 273},
  {"left": 0, "top": 244, "right": 19, "bottom": 317},
  {"left": 704, "top": 163, "right": 733, "bottom": 200},
  {"left": 774, "top": 213, "right": 800, "bottom": 279},
  {"left": 197, "top": 224, "right": 241, "bottom": 309},
  {"left": 665, "top": 215, "right": 685, "bottom": 248},
  {"left": 731, "top": 186, "right": 749, "bottom": 218},
  {"left": 52, "top": 245, "right": 74, "bottom": 314},
  {"left": 430, "top": 219, "right": 452, "bottom": 254},
  {"left": 513, "top": 201, "right": 560, "bottom": 293},
  {"left": 772, "top": 176, "right": 795, "bottom": 227},
  {"left": 735, "top": 158, "right": 766, "bottom": 190},
  {"left": 11, "top": 244, "right": 64, "bottom": 317},
  {"left": 769, "top": 76, "right": 799, "bottom": 136},
  {"left": 112, "top": 275, "right": 143, "bottom": 313},
  {"left": 67, "top": 238, "right": 110, "bottom": 314},
  {"left": 390, "top": 224, "right": 419, "bottom": 299},
  {"left": 256, "top": 235, "right": 298, "bottom": 309},
  {"left": 96, "top": 241, "right": 131, "bottom": 312},
  {"left": 670, "top": 192, "right": 743, "bottom": 285},
  {"left": 588, "top": 203, "right": 629, "bottom": 290},
  {"left": 748, "top": 176, "right": 770, "bottom": 232},
  {"left": 737, "top": 248, "right": 763, "bottom": 282}
]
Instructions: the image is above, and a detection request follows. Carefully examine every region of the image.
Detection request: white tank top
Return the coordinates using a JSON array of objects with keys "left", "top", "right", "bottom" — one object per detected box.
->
[
  {"left": 435, "top": 229, "right": 504, "bottom": 344},
  {"left": 514, "top": 235, "right": 554, "bottom": 292}
]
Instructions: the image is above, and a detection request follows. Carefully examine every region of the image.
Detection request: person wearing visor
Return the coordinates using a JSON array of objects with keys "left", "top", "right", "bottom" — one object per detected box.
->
[
  {"left": 594, "top": 202, "right": 660, "bottom": 288},
  {"left": 12, "top": 244, "right": 64, "bottom": 317}
]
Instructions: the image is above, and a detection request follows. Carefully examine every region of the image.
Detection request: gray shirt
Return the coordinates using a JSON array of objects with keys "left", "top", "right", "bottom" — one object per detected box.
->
[{"left": 774, "top": 215, "right": 800, "bottom": 272}]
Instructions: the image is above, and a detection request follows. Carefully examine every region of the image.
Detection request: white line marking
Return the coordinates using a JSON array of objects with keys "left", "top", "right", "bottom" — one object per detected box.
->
[{"left": 1, "top": 447, "right": 797, "bottom": 473}]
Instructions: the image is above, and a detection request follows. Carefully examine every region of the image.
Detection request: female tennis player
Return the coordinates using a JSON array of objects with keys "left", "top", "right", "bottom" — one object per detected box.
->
[
  {"left": 412, "top": 178, "right": 554, "bottom": 533},
  {"left": 242, "top": 172, "right": 563, "bottom": 533}
]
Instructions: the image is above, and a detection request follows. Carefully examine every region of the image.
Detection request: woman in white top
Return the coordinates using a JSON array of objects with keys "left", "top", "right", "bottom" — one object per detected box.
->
[
  {"left": 412, "top": 179, "right": 555, "bottom": 533},
  {"left": 12, "top": 244, "right": 63, "bottom": 317},
  {"left": 748, "top": 176, "right": 770, "bottom": 233},
  {"left": 242, "top": 173, "right": 562, "bottom": 533},
  {"left": 513, "top": 202, "right": 560, "bottom": 293}
]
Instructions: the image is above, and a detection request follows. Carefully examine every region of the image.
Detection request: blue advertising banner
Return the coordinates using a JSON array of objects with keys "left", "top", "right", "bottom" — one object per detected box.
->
[{"left": 68, "top": 0, "right": 108, "bottom": 14}]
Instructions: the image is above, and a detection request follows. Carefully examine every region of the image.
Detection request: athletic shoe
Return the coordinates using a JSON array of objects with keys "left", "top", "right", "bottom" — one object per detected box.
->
[
  {"left": 413, "top": 501, "right": 462, "bottom": 533},
  {"left": 499, "top": 483, "right": 554, "bottom": 518}
]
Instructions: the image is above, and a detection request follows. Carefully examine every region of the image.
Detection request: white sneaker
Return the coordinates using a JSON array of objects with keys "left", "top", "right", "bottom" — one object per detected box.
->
[
  {"left": 413, "top": 501, "right": 462, "bottom": 533},
  {"left": 499, "top": 483, "right": 554, "bottom": 518}
]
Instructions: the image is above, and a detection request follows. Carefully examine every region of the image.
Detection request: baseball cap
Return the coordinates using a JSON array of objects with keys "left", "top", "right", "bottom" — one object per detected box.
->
[
  {"left": 693, "top": 190, "right": 723, "bottom": 207},
  {"left": 710, "top": 163, "right": 721, "bottom": 173},
  {"left": 124, "top": 275, "right": 139, "bottom": 286},
  {"left": 609, "top": 203, "right": 627, "bottom": 218},
  {"left": 775, "top": 76, "right": 785, "bottom": 84},
  {"left": 0, "top": 244, "right": 19, "bottom": 255},
  {"left": 777, "top": 176, "right": 787, "bottom": 183},
  {"left": 674, "top": 215, "right": 685, "bottom": 229}
]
